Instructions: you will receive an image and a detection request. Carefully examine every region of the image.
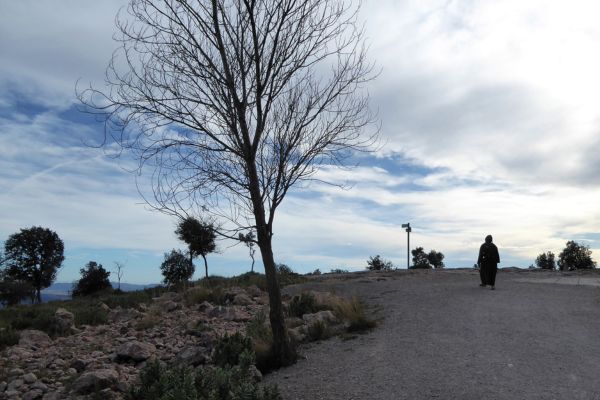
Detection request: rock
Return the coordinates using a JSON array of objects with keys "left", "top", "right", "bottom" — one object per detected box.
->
[
  {"left": 70, "top": 358, "right": 87, "bottom": 373},
  {"left": 23, "top": 389, "right": 44, "bottom": 400},
  {"left": 174, "top": 345, "right": 209, "bottom": 367},
  {"left": 4, "top": 390, "right": 19, "bottom": 398},
  {"left": 285, "top": 317, "right": 304, "bottom": 329},
  {"left": 245, "top": 285, "right": 262, "bottom": 297},
  {"left": 0, "top": 381, "right": 6, "bottom": 392},
  {"left": 233, "top": 293, "right": 253, "bottom": 306},
  {"left": 42, "top": 392, "right": 61, "bottom": 400},
  {"left": 9, "top": 368, "right": 25, "bottom": 376},
  {"left": 162, "top": 300, "right": 180, "bottom": 312},
  {"left": 70, "top": 369, "right": 119, "bottom": 394},
  {"left": 208, "top": 306, "right": 250, "bottom": 322},
  {"left": 108, "top": 308, "right": 143, "bottom": 323},
  {"left": 302, "top": 310, "right": 338, "bottom": 326},
  {"left": 30, "top": 381, "right": 48, "bottom": 392},
  {"left": 7, "top": 379, "right": 24, "bottom": 391},
  {"left": 116, "top": 341, "right": 156, "bottom": 362},
  {"left": 54, "top": 308, "right": 75, "bottom": 333},
  {"left": 197, "top": 301, "right": 214, "bottom": 312},
  {"left": 23, "top": 372, "right": 37, "bottom": 384},
  {"left": 99, "top": 302, "right": 110, "bottom": 311},
  {"left": 249, "top": 365, "right": 263, "bottom": 382},
  {"left": 18, "top": 330, "right": 51, "bottom": 347}
]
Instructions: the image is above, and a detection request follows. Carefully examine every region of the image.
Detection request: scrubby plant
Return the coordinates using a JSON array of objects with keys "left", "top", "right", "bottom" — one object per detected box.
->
[
  {"left": 558, "top": 241, "right": 595, "bottom": 271},
  {"left": 306, "top": 320, "right": 330, "bottom": 341},
  {"left": 212, "top": 332, "right": 254, "bottom": 368},
  {"left": 128, "top": 360, "right": 198, "bottom": 400},
  {"left": 287, "top": 292, "right": 320, "bottom": 318},
  {"left": 329, "top": 268, "right": 349, "bottom": 274},
  {"left": 0, "top": 277, "right": 34, "bottom": 306},
  {"left": 246, "top": 311, "right": 271, "bottom": 342},
  {"left": 366, "top": 255, "right": 394, "bottom": 271},
  {"left": 184, "top": 286, "right": 228, "bottom": 306},
  {"left": 0, "top": 327, "right": 19, "bottom": 350},
  {"left": 331, "top": 296, "right": 377, "bottom": 333},
  {"left": 72, "top": 261, "right": 112, "bottom": 297},
  {"left": 535, "top": 251, "right": 556, "bottom": 270},
  {"left": 74, "top": 306, "right": 109, "bottom": 327}
]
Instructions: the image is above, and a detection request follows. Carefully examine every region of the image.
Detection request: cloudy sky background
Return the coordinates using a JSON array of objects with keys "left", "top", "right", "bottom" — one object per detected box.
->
[{"left": 1, "top": 0, "right": 600, "bottom": 284}]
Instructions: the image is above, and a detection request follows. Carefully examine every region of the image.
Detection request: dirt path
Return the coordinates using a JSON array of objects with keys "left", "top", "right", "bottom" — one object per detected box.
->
[{"left": 265, "top": 269, "right": 600, "bottom": 400}]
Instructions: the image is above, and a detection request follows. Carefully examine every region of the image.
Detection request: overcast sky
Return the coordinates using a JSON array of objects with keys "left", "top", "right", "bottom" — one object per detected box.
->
[{"left": 1, "top": 0, "right": 600, "bottom": 284}]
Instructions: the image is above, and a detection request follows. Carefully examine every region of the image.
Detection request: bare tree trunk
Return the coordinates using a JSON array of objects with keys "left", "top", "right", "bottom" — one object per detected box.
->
[{"left": 202, "top": 254, "right": 208, "bottom": 279}]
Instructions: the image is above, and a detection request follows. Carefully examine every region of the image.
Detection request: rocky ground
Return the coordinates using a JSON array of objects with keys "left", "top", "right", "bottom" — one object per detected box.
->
[{"left": 0, "top": 285, "right": 272, "bottom": 399}]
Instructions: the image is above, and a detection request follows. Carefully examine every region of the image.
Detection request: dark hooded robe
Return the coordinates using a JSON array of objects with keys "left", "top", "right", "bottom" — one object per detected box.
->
[{"left": 478, "top": 235, "right": 500, "bottom": 287}]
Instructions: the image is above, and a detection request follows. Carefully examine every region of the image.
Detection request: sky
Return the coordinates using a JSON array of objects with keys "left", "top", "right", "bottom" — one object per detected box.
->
[{"left": 1, "top": 0, "right": 600, "bottom": 284}]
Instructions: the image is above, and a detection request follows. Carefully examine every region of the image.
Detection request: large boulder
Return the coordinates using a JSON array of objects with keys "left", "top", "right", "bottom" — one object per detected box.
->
[
  {"left": 70, "top": 369, "right": 119, "bottom": 394},
  {"left": 116, "top": 341, "right": 156, "bottom": 363},
  {"left": 54, "top": 308, "right": 75, "bottom": 334},
  {"left": 233, "top": 293, "right": 253, "bottom": 306},
  {"left": 18, "top": 330, "right": 51, "bottom": 347}
]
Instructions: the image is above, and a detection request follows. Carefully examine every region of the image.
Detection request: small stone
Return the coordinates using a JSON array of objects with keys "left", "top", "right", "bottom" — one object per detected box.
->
[
  {"left": 70, "top": 358, "right": 86, "bottom": 373},
  {"left": 31, "top": 381, "right": 48, "bottom": 392},
  {"left": 42, "top": 392, "right": 62, "bottom": 400},
  {"left": 0, "top": 381, "right": 6, "bottom": 391},
  {"left": 54, "top": 308, "right": 75, "bottom": 333},
  {"left": 9, "top": 368, "right": 24, "bottom": 376},
  {"left": 23, "top": 372, "right": 37, "bottom": 384},
  {"left": 67, "top": 368, "right": 78, "bottom": 375},
  {"left": 5, "top": 390, "right": 19, "bottom": 398},
  {"left": 174, "top": 345, "right": 209, "bottom": 367}
]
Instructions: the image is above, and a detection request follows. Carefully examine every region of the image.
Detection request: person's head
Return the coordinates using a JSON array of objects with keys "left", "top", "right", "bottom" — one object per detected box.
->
[{"left": 485, "top": 235, "right": 493, "bottom": 243}]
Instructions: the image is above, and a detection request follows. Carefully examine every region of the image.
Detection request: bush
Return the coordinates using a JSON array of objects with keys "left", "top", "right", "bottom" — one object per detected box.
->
[
  {"left": 0, "top": 327, "right": 19, "bottom": 350},
  {"left": 287, "top": 292, "right": 320, "bottom": 318},
  {"left": 160, "top": 249, "right": 195, "bottom": 288},
  {"left": 558, "top": 241, "right": 596, "bottom": 271},
  {"left": 0, "top": 278, "right": 33, "bottom": 306},
  {"left": 329, "top": 268, "right": 349, "bottom": 274},
  {"left": 427, "top": 250, "right": 445, "bottom": 268},
  {"left": 366, "top": 255, "right": 394, "bottom": 271},
  {"left": 72, "top": 261, "right": 112, "bottom": 297},
  {"left": 306, "top": 320, "right": 330, "bottom": 341},
  {"left": 410, "top": 247, "right": 431, "bottom": 269},
  {"left": 128, "top": 341, "right": 282, "bottom": 400},
  {"left": 184, "top": 286, "right": 228, "bottom": 306},
  {"left": 74, "top": 306, "right": 109, "bottom": 327},
  {"left": 535, "top": 251, "right": 556, "bottom": 270},
  {"left": 212, "top": 332, "right": 254, "bottom": 368},
  {"left": 331, "top": 296, "right": 377, "bottom": 333}
]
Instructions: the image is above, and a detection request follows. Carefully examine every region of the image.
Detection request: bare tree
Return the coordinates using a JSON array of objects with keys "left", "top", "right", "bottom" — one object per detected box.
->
[
  {"left": 79, "top": 0, "right": 377, "bottom": 366},
  {"left": 113, "top": 261, "right": 126, "bottom": 290}
]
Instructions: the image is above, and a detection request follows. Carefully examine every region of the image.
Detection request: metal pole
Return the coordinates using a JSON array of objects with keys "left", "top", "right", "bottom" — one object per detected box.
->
[{"left": 407, "top": 227, "right": 410, "bottom": 269}]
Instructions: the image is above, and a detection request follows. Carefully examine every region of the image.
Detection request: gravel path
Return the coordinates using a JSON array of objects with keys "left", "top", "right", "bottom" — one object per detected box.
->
[{"left": 265, "top": 269, "right": 600, "bottom": 400}]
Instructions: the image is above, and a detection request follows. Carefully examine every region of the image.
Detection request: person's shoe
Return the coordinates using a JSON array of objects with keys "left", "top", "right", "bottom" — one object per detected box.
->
[{"left": 490, "top": 286, "right": 495, "bottom": 290}]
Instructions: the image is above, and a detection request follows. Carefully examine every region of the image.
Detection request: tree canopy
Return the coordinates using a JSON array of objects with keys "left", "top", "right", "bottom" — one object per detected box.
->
[
  {"left": 558, "top": 241, "right": 595, "bottom": 271},
  {"left": 72, "top": 261, "right": 112, "bottom": 297},
  {"left": 160, "top": 249, "right": 195, "bottom": 288},
  {"left": 176, "top": 216, "right": 216, "bottom": 278},
  {"left": 1, "top": 226, "right": 64, "bottom": 303}
]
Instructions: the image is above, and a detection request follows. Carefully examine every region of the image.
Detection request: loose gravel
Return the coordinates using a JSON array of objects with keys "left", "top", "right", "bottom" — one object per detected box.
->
[{"left": 265, "top": 269, "right": 600, "bottom": 400}]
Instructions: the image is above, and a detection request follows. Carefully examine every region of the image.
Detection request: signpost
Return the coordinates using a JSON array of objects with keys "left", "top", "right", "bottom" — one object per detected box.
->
[{"left": 401, "top": 223, "right": 411, "bottom": 269}]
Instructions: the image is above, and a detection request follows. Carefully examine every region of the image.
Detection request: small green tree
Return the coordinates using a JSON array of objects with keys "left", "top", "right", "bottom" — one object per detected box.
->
[
  {"left": 427, "top": 250, "right": 445, "bottom": 268},
  {"left": 160, "top": 249, "right": 195, "bottom": 288},
  {"left": 366, "top": 255, "right": 394, "bottom": 271},
  {"left": 2, "top": 227, "right": 64, "bottom": 303},
  {"left": 239, "top": 231, "right": 257, "bottom": 273},
  {"left": 558, "top": 241, "right": 596, "bottom": 271},
  {"left": 175, "top": 217, "right": 217, "bottom": 279},
  {"left": 411, "top": 247, "right": 431, "bottom": 269},
  {"left": 535, "top": 251, "right": 556, "bottom": 270},
  {"left": 72, "top": 261, "right": 112, "bottom": 297}
]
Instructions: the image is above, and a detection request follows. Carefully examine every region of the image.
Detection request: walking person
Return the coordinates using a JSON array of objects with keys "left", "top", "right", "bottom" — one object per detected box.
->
[{"left": 478, "top": 235, "right": 500, "bottom": 290}]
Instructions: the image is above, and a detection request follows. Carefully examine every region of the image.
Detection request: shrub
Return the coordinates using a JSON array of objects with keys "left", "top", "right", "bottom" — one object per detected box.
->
[
  {"left": 535, "top": 251, "right": 556, "bottom": 270},
  {"left": 366, "top": 255, "right": 394, "bottom": 271},
  {"left": 74, "top": 306, "right": 108, "bottom": 327},
  {"left": 246, "top": 310, "right": 271, "bottom": 342},
  {"left": 331, "top": 296, "right": 377, "bottom": 333},
  {"left": 306, "top": 320, "right": 330, "bottom": 341},
  {"left": 287, "top": 292, "right": 320, "bottom": 318},
  {"left": 0, "top": 327, "right": 19, "bottom": 350},
  {"left": 329, "top": 268, "right": 349, "bottom": 274},
  {"left": 184, "top": 286, "right": 228, "bottom": 306},
  {"left": 160, "top": 249, "right": 195, "bottom": 288},
  {"left": 212, "top": 332, "right": 254, "bottom": 368},
  {"left": 558, "top": 241, "right": 596, "bottom": 271},
  {"left": 72, "top": 261, "right": 112, "bottom": 297},
  {"left": 0, "top": 278, "right": 34, "bottom": 306},
  {"left": 427, "top": 250, "right": 445, "bottom": 268}
]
